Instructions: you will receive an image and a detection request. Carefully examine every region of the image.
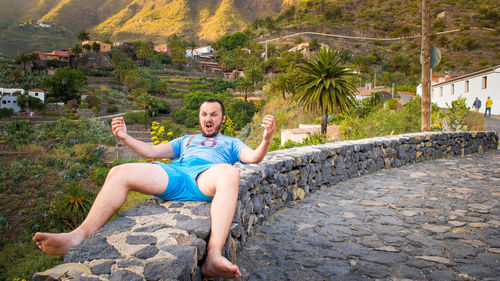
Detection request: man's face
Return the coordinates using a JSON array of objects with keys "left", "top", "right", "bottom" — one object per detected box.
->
[{"left": 199, "top": 102, "right": 225, "bottom": 137}]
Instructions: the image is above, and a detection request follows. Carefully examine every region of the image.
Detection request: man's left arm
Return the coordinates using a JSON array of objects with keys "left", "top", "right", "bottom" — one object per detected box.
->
[{"left": 239, "top": 115, "right": 276, "bottom": 164}]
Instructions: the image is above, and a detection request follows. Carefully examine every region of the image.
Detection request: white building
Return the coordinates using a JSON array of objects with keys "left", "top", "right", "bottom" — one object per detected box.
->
[
  {"left": 0, "top": 95, "right": 21, "bottom": 113},
  {"left": 417, "top": 65, "right": 500, "bottom": 115},
  {"left": 186, "top": 46, "right": 215, "bottom": 59},
  {"left": 0, "top": 88, "right": 25, "bottom": 95},
  {"left": 27, "top": 89, "right": 45, "bottom": 103}
]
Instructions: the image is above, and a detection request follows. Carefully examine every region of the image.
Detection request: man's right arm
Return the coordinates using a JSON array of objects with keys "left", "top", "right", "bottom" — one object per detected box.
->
[{"left": 111, "top": 117, "right": 175, "bottom": 159}]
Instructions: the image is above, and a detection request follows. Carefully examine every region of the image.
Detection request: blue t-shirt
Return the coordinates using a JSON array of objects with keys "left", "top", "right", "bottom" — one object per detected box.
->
[{"left": 168, "top": 134, "right": 247, "bottom": 177}]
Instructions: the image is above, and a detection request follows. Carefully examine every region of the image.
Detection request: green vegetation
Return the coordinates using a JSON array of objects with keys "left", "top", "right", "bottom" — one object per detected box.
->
[
  {"left": 291, "top": 48, "right": 357, "bottom": 134},
  {"left": 42, "top": 67, "right": 88, "bottom": 103}
]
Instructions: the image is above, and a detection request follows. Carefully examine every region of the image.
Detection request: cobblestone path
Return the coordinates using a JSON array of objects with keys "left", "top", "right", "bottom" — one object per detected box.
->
[{"left": 237, "top": 152, "right": 500, "bottom": 281}]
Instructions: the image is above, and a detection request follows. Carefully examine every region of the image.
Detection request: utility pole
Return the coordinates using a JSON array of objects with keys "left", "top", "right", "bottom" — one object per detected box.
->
[{"left": 421, "top": 0, "right": 431, "bottom": 131}]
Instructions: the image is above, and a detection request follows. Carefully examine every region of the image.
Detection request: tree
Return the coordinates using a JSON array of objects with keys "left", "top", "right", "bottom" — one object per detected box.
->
[
  {"left": 271, "top": 70, "right": 298, "bottom": 99},
  {"left": 244, "top": 66, "right": 263, "bottom": 88},
  {"left": 134, "top": 92, "right": 154, "bottom": 129},
  {"left": 134, "top": 41, "right": 154, "bottom": 66},
  {"left": 214, "top": 32, "right": 249, "bottom": 51},
  {"left": 15, "top": 52, "right": 39, "bottom": 73},
  {"left": 8, "top": 70, "right": 24, "bottom": 85},
  {"left": 91, "top": 42, "right": 101, "bottom": 53},
  {"left": 77, "top": 30, "right": 90, "bottom": 42},
  {"left": 167, "top": 35, "right": 188, "bottom": 69},
  {"left": 70, "top": 44, "right": 83, "bottom": 69},
  {"left": 292, "top": 48, "right": 357, "bottom": 134},
  {"left": 153, "top": 79, "right": 171, "bottom": 95},
  {"left": 308, "top": 38, "right": 321, "bottom": 52},
  {"left": 236, "top": 78, "right": 254, "bottom": 110},
  {"left": 42, "top": 67, "right": 88, "bottom": 103}
]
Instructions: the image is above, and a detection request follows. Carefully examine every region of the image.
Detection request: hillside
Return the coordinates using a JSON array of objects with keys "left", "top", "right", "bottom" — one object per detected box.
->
[{"left": 0, "top": 0, "right": 498, "bottom": 63}]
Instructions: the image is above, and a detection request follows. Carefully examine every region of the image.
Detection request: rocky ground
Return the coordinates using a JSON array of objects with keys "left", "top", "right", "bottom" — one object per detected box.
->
[{"left": 237, "top": 152, "right": 500, "bottom": 281}]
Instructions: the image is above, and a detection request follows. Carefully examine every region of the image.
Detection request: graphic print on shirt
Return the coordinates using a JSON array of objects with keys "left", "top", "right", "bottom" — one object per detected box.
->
[{"left": 185, "top": 136, "right": 218, "bottom": 148}]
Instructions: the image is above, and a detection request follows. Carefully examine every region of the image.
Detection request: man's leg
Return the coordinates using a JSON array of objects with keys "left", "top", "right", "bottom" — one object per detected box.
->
[
  {"left": 33, "top": 163, "right": 169, "bottom": 255},
  {"left": 196, "top": 164, "right": 242, "bottom": 279}
]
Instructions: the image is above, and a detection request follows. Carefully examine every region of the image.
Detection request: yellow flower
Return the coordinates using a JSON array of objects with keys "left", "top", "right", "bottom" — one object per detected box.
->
[
  {"left": 150, "top": 131, "right": 156, "bottom": 135},
  {"left": 167, "top": 131, "right": 173, "bottom": 136},
  {"left": 152, "top": 121, "right": 159, "bottom": 126},
  {"left": 154, "top": 140, "right": 160, "bottom": 145},
  {"left": 151, "top": 136, "right": 158, "bottom": 140},
  {"left": 160, "top": 140, "right": 168, "bottom": 144}
]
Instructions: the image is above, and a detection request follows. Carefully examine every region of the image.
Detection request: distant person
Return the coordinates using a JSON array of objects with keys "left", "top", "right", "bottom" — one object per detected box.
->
[
  {"left": 485, "top": 96, "right": 493, "bottom": 117},
  {"left": 473, "top": 97, "right": 481, "bottom": 112},
  {"left": 33, "top": 99, "right": 276, "bottom": 279}
]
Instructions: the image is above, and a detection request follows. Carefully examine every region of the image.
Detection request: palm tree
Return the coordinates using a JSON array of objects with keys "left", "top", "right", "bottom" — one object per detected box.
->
[
  {"left": 308, "top": 38, "right": 320, "bottom": 52},
  {"left": 270, "top": 70, "right": 298, "bottom": 99},
  {"left": 15, "top": 53, "right": 29, "bottom": 72},
  {"left": 236, "top": 78, "right": 254, "bottom": 110},
  {"left": 135, "top": 92, "right": 154, "bottom": 129},
  {"left": 77, "top": 30, "right": 90, "bottom": 42},
  {"left": 292, "top": 47, "right": 357, "bottom": 135},
  {"left": 70, "top": 44, "right": 83, "bottom": 69}
]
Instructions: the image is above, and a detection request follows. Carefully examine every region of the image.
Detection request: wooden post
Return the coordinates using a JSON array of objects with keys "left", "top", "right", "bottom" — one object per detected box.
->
[{"left": 421, "top": 0, "right": 431, "bottom": 131}]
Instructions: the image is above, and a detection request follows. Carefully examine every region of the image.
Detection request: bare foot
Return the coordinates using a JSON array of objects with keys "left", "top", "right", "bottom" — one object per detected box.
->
[
  {"left": 32, "top": 231, "right": 86, "bottom": 256},
  {"left": 201, "top": 251, "right": 242, "bottom": 279}
]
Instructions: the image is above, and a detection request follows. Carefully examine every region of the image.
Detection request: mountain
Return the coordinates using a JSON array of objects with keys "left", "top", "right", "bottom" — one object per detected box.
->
[
  {"left": 0, "top": 0, "right": 498, "bottom": 65},
  {"left": 0, "top": 0, "right": 284, "bottom": 57}
]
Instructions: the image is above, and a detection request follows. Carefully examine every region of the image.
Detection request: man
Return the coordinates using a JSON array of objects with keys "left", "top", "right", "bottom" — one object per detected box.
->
[
  {"left": 33, "top": 99, "right": 276, "bottom": 279},
  {"left": 473, "top": 97, "right": 481, "bottom": 112},
  {"left": 485, "top": 96, "right": 493, "bottom": 117}
]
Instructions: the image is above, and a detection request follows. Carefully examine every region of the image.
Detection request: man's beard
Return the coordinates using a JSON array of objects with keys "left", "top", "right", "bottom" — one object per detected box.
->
[{"left": 201, "top": 122, "right": 222, "bottom": 137}]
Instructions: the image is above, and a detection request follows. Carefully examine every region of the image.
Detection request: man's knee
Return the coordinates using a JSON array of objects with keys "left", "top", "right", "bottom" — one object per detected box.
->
[
  {"left": 105, "top": 164, "right": 132, "bottom": 184},
  {"left": 217, "top": 164, "right": 240, "bottom": 181}
]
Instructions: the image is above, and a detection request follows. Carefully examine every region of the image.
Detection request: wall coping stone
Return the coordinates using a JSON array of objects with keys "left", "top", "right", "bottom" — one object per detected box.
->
[{"left": 34, "top": 131, "right": 498, "bottom": 281}]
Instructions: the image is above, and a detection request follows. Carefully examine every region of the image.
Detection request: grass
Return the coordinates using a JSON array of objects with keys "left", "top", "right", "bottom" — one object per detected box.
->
[{"left": 0, "top": 242, "right": 63, "bottom": 280}]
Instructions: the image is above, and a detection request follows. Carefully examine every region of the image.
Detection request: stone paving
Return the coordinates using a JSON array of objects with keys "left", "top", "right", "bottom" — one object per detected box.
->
[{"left": 237, "top": 152, "right": 500, "bottom": 281}]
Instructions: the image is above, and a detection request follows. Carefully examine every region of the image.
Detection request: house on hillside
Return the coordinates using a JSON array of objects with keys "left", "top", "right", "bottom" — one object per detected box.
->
[
  {"left": 187, "top": 46, "right": 215, "bottom": 59},
  {"left": 417, "top": 65, "right": 500, "bottom": 115},
  {"left": 197, "top": 61, "right": 223, "bottom": 77},
  {"left": 81, "top": 41, "right": 112, "bottom": 53},
  {"left": 0, "top": 95, "right": 21, "bottom": 113},
  {"left": 34, "top": 50, "right": 70, "bottom": 62},
  {"left": 288, "top": 42, "right": 330, "bottom": 58},
  {"left": 28, "top": 89, "right": 45, "bottom": 103},
  {"left": 154, "top": 44, "right": 171, "bottom": 55},
  {"left": 355, "top": 83, "right": 392, "bottom": 100},
  {"left": 0, "top": 88, "right": 25, "bottom": 95}
]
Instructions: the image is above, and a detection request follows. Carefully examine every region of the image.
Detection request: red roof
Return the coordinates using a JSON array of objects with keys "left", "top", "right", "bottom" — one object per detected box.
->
[{"left": 28, "top": 89, "right": 45, "bottom": 92}]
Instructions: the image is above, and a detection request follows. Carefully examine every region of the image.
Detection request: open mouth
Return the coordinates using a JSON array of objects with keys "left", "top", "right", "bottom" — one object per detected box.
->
[{"left": 205, "top": 123, "right": 213, "bottom": 130}]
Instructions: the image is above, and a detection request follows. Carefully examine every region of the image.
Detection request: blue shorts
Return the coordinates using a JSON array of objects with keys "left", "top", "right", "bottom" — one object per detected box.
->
[{"left": 151, "top": 159, "right": 214, "bottom": 202}]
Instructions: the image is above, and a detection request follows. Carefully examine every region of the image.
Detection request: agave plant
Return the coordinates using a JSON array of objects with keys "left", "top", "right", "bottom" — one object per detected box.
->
[{"left": 53, "top": 182, "right": 94, "bottom": 228}]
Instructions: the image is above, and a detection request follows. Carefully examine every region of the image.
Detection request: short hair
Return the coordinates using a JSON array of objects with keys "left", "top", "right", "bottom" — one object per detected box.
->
[{"left": 202, "top": 98, "right": 225, "bottom": 116}]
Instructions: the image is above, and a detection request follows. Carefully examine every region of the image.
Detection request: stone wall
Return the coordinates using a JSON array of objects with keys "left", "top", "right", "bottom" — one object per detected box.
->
[{"left": 34, "top": 131, "right": 498, "bottom": 281}]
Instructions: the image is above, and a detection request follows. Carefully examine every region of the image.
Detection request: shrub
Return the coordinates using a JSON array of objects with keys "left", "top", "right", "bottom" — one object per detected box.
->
[
  {"left": 431, "top": 97, "right": 480, "bottom": 131},
  {"left": 124, "top": 110, "right": 145, "bottom": 124},
  {"left": 340, "top": 96, "right": 421, "bottom": 140},
  {"left": 0, "top": 108, "right": 13, "bottom": 119},
  {"left": 92, "top": 166, "right": 111, "bottom": 186},
  {"left": 107, "top": 105, "right": 118, "bottom": 114},
  {"left": 5, "top": 120, "right": 36, "bottom": 148},
  {"left": 53, "top": 182, "right": 95, "bottom": 228}
]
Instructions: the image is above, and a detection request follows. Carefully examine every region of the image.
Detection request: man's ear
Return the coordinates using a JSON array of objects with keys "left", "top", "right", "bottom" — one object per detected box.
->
[{"left": 222, "top": 115, "right": 226, "bottom": 124}]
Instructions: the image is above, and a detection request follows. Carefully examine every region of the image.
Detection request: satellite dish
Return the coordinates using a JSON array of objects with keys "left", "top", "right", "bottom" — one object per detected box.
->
[{"left": 430, "top": 45, "right": 441, "bottom": 69}]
